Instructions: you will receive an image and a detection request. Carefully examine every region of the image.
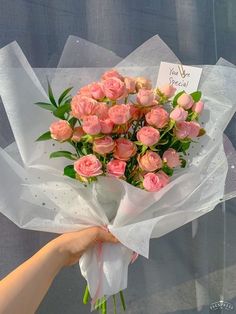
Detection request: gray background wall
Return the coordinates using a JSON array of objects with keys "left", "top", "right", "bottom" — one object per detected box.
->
[{"left": 0, "top": 1, "right": 236, "bottom": 313}]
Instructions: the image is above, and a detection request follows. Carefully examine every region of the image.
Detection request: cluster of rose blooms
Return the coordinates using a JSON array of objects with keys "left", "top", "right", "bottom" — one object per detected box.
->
[{"left": 43, "top": 69, "right": 205, "bottom": 192}]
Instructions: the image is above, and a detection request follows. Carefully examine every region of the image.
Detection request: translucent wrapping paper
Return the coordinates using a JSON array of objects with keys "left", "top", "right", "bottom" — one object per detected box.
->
[{"left": 1, "top": 35, "right": 236, "bottom": 302}]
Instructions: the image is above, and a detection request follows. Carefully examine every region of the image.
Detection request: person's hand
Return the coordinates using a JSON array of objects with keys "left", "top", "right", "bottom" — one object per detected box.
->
[{"left": 50, "top": 227, "right": 119, "bottom": 267}]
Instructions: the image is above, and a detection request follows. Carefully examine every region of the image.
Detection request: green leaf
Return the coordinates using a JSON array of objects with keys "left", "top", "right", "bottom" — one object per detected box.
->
[
  {"left": 47, "top": 80, "right": 57, "bottom": 108},
  {"left": 50, "top": 151, "right": 77, "bottom": 160},
  {"left": 63, "top": 165, "right": 76, "bottom": 179},
  {"left": 53, "top": 103, "right": 71, "bottom": 119},
  {"left": 58, "top": 87, "right": 73, "bottom": 105},
  {"left": 69, "top": 117, "right": 78, "bottom": 127},
  {"left": 172, "top": 91, "right": 185, "bottom": 107},
  {"left": 162, "top": 164, "right": 174, "bottom": 176},
  {"left": 35, "top": 102, "right": 55, "bottom": 111},
  {"left": 180, "top": 158, "right": 187, "bottom": 168},
  {"left": 180, "top": 140, "right": 191, "bottom": 153},
  {"left": 190, "top": 91, "right": 202, "bottom": 102},
  {"left": 36, "top": 131, "right": 52, "bottom": 142}
]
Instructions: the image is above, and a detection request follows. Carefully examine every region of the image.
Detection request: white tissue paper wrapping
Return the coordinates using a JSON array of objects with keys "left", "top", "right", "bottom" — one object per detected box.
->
[{"left": 1, "top": 35, "right": 236, "bottom": 300}]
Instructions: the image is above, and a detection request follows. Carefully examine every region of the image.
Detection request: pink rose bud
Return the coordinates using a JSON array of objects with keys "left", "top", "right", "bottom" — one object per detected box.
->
[
  {"left": 102, "top": 69, "right": 124, "bottom": 81},
  {"left": 78, "top": 84, "right": 92, "bottom": 97},
  {"left": 137, "top": 89, "right": 155, "bottom": 106},
  {"left": 143, "top": 171, "right": 169, "bottom": 192},
  {"left": 159, "top": 84, "right": 176, "bottom": 98},
  {"left": 192, "top": 101, "right": 204, "bottom": 114},
  {"left": 71, "top": 95, "right": 97, "bottom": 119},
  {"left": 100, "top": 118, "right": 114, "bottom": 134},
  {"left": 95, "top": 102, "right": 109, "bottom": 119},
  {"left": 135, "top": 77, "right": 152, "bottom": 91},
  {"left": 102, "top": 77, "right": 126, "bottom": 100},
  {"left": 138, "top": 151, "right": 162, "bottom": 172},
  {"left": 114, "top": 138, "right": 137, "bottom": 161},
  {"left": 93, "top": 136, "right": 115, "bottom": 155},
  {"left": 137, "top": 126, "right": 160, "bottom": 146},
  {"left": 71, "top": 126, "right": 85, "bottom": 142},
  {"left": 74, "top": 154, "right": 103, "bottom": 178},
  {"left": 90, "top": 82, "right": 105, "bottom": 100},
  {"left": 49, "top": 120, "right": 73, "bottom": 142},
  {"left": 177, "top": 93, "right": 193, "bottom": 109},
  {"left": 130, "top": 105, "right": 142, "bottom": 120},
  {"left": 170, "top": 107, "right": 188, "bottom": 122},
  {"left": 174, "top": 121, "right": 191, "bottom": 139},
  {"left": 188, "top": 121, "right": 200, "bottom": 138},
  {"left": 82, "top": 115, "right": 101, "bottom": 135},
  {"left": 108, "top": 104, "right": 131, "bottom": 125},
  {"left": 163, "top": 148, "right": 181, "bottom": 168},
  {"left": 145, "top": 107, "right": 169, "bottom": 128},
  {"left": 124, "top": 77, "right": 136, "bottom": 94},
  {"left": 107, "top": 159, "right": 126, "bottom": 178}
]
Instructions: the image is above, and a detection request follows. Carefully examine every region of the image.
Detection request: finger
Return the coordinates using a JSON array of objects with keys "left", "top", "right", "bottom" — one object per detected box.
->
[{"left": 97, "top": 229, "right": 119, "bottom": 244}]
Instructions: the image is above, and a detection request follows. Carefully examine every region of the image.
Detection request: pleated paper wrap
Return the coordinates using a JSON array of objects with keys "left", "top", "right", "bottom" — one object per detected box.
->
[{"left": 1, "top": 35, "right": 236, "bottom": 302}]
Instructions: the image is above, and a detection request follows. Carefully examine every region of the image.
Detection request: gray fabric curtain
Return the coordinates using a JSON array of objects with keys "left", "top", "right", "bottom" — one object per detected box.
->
[{"left": 0, "top": 1, "right": 236, "bottom": 313}]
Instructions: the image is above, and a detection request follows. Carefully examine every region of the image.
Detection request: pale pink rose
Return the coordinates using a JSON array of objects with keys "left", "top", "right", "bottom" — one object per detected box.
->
[
  {"left": 78, "top": 84, "right": 92, "bottom": 97},
  {"left": 114, "top": 138, "right": 137, "bottom": 161},
  {"left": 192, "top": 101, "right": 204, "bottom": 114},
  {"left": 82, "top": 115, "right": 101, "bottom": 135},
  {"left": 102, "top": 69, "right": 124, "bottom": 81},
  {"left": 137, "top": 89, "right": 155, "bottom": 106},
  {"left": 138, "top": 151, "right": 162, "bottom": 172},
  {"left": 71, "top": 126, "right": 85, "bottom": 142},
  {"left": 135, "top": 77, "right": 152, "bottom": 91},
  {"left": 71, "top": 95, "right": 97, "bottom": 119},
  {"left": 74, "top": 154, "right": 103, "bottom": 177},
  {"left": 174, "top": 121, "right": 191, "bottom": 139},
  {"left": 93, "top": 136, "right": 115, "bottom": 155},
  {"left": 108, "top": 104, "right": 131, "bottom": 125},
  {"left": 107, "top": 159, "right": 126, "bottom": 177},
  {"left": 188, "top": 121, "right": 200, "bottom": 138},
  {"left": 143, "top": 171, "right": 169, "bottom": 192},
  {"left": 49, "top": 120, "right": 73, "bottom": 141},
  {"left": 163, "top": 148, "right": 180, "bottom": 168},
  {"left": 100, "top": 118, "right": 114, "bottom": 134},
  {"left": 124, "top": 77, "right": 136, "bottom": 94},
  {"left": 102, "top": 77, "right": 126, "bottom": 100},
  {"left": 145, "top": 107, "right": 169, "bottom": 128},
  {"left": 170, "top": 107, "right": 188, "bottom": 122},
  {"left": 177, "top": 93, "right": 193, "bottom": 109},
  {"left": 159, "top": 84, "right": 176, "bottom": 98},
  {"left": 137, "top": 126, "right": 160, "bottom": 146},
  {"left": 95, "top": 102, "right": 109, "bottom": 119},
  {"left": 90, "top": 82, "right": 105, "bottom": 100}
]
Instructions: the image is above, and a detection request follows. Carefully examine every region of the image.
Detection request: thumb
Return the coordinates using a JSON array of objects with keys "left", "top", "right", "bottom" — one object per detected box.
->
[{"left": 97, "top": 229, "right": 119, "bottom": 244}]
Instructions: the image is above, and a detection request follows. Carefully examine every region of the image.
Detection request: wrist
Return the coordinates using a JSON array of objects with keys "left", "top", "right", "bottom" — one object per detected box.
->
[{"left": 44, "top": 238, "right": 69, "bottom": 269}]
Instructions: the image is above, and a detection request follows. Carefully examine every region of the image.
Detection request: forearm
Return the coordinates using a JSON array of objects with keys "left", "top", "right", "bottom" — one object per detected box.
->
[{"left": 0, "top": 240, "right": 65, "bottom": 314}]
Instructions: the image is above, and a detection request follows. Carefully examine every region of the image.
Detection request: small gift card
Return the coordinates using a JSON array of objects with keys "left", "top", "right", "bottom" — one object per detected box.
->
[{"left": 156, "top": 62, "right": 202, "bottom": 93}]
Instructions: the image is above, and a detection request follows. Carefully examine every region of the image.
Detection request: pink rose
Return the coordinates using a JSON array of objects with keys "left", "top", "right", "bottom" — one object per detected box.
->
[
  {"left": 135, "top": 77, "right": 152, "bottom": 91},
  {"left": 102, "top": 69, "right": 124, "bottom": 81},
  {"left": 138, "top": 151, "right": 162, "bottom": 172},
  {"left": 71, "top": 95, "right": 97, "bottom": 119},
  {"left": 124, "top": 77, "right": 136, "bottom": 94},
  {"left": 137, "top": 126, "right": 160, "bottom": 146},
  {"left": 108, "top": 104, "right": 131, "bottom": 125},
  {"left": 93, "top": 136, "right": 115, "bottom": 155},
  {"left": 130, "top": 105, "right": 142, "bottom": 120},
  {"left": 102, "top": 77, "right": 126, "bottom": 100},
  {"left": 71, "top": 126, "right": 85, "bottom": 142},
  {"left": 174, "top": 121, "right": 191, "bottom": 139},
  {"left": 100, "top": 118, "right": 114, "bottom": 134},
  {"left": 107, "top": 159, "right": 126, "bottom": 178},
  {"left": 145, "top": 107, "right": 169, "bottom": 128},
  {"left": 95, "top": 102, "right": 109, "bottom": 119},
  {"left": 177, "top": 93, "right": 193, "bottom": 109},
  {"left": 192, "top": 101, "right": 204, "bottom": 114},
  {"left": 137, "top": 89, "right": 155, "bottom": 106},
  {"left": 82, "top": 115, "right": 101, "bottom": 135},
  {"left": 90, "top": 82, "right": 105, "bottom": 100},
  {"left": 74, "top": 154, "right": 103, "bottom": 178},
  {"left": 114, "top": 138, "right": 137, "bottom": 161},
  {"left": 143, "top": 171, "right": 169, "bottom": 192},
  {"left": 170, "top": 107, "right": 188, "bottom": 122},
  {"left": 163, "top": 148, "right": 180, "bottom": 168},
  {"left": 159, "top": 84, "right": 176, "bottom": 98},
  {"left": 49, "top": 120, "right": 73, "bottom": 141},
  {"left": 78, "top": 84, "right": 92, "bottom": 97},
  {"left": 188, "top": 121, "right": 200, "bottom": 138}
]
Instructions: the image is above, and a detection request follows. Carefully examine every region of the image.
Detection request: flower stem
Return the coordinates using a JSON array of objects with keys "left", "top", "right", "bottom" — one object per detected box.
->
[
  {"left": 83, "top": 285, "right": 90, "bottom": 304},
  {"left": 113, "top": 295, "right": 117, "bottom": 314},
  {"left": 119, "top": 291, "right": 126, "bottom": 311}
]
